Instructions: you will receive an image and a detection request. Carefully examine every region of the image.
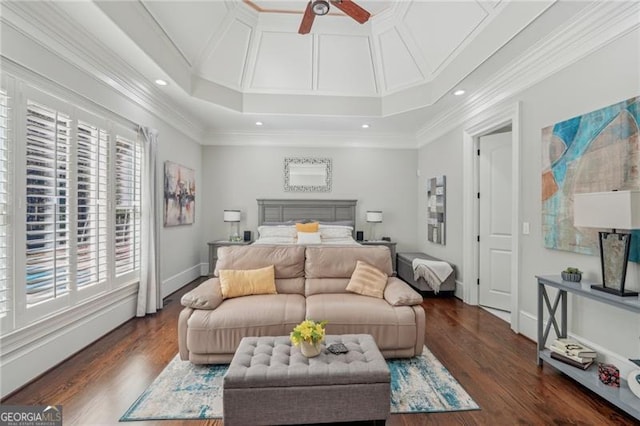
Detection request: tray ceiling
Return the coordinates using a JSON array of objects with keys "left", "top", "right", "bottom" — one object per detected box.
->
[
  {"left": 92, "top": 0, "right": 549, "bottom": 117},
  {"left": 5, "top": 0, "right": 613, "bottom": 142}
]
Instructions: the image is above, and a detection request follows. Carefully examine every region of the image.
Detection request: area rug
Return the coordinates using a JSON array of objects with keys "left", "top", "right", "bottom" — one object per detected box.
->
[{"left": 121, "top": 346, "right": 479, "bottom": 421}]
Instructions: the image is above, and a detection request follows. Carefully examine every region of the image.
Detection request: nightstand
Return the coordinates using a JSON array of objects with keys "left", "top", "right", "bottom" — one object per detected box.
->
[
  {"left": 360, "top": 240, "right": 397, "bottom": 275},
  {"left": 207, "top": 240, "right": 252, "bottom": 276}
]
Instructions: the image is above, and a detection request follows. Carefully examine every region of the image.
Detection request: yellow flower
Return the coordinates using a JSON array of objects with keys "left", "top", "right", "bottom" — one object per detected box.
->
[{"left": 290, "top": 319, "right": 327, "bottom": 346}]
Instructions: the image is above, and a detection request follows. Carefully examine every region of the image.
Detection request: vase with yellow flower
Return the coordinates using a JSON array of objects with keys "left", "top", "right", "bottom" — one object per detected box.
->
[{"left": 290, "top": 319, "right": 328, "bottom": 358}]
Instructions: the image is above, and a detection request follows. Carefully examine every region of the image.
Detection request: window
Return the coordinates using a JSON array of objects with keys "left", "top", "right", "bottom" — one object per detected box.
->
[
  {"left": 25, "top": 100, "right": 71, "bottom": 306},
  {"left": 76, "top": 121, "right": 109, "bottom": 289},
  {"left": 114, "top": 135, "right": 141, "bottom": 277},
  {"left": 11, "top": 86, "right": 144, "bottom": 326},
  {"left": 0, "top": 89, "right": 9, "bottom": 318}
]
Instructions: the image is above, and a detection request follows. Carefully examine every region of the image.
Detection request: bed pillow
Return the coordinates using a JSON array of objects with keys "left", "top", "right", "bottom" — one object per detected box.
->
[
  {"left": 297, "top": 231, "right": 322, "bottom": 244},
  {"left": 345, "top": 260, "right": 388, "bottom": 298},
  {"left": 296, "top": 222, "right": 319, "bottom": 233},
  {"left": 219, "top": 265, "right": 277, "bottom": 299},
  {"left": 319, "top": 224, "right": 353, "bottom": 240},
  {"left": 258, "top": 225, "right": 297, "bottom": 239}
]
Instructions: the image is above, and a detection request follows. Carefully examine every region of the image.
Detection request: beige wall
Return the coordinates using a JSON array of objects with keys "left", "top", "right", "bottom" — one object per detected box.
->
[
  {"left": 199, "top": 145, "right": 419, "bottom": 262},
  {"left": 417, "top": 28, "right": 640, "bottom": 361}
]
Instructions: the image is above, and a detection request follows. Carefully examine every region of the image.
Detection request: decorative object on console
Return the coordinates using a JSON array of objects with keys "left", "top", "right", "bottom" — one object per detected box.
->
[
  {"left": 561, "top": 267, "right": 582, "bottom": 282},
  {"left": 164, "top": 161, "right": 196, "bottom": 227},
  {"left": 573, "top": 190, "right": 640, "bottom": 297},
  {"left": 243, "top": 230, "right": 252, "bottom": 242},
  {"left": 598, "top": 363, "right": 620, "bottom": 387},
  {"left": 366, "top": 211, "right": 383, "bottom": 241},
  {"left": 290, "top": 319, "right": 327, "bottom": 358},
  {"left": 223, "top": 210, "right": 242, "bottom": 242},
  {"left": 284, "top": 157, "right": 332, "bottom": 193},
  {"left": 356, "top": 231, "right": 364, "bottom": 241},
  {"left": 426, "top": 175, "right": 446, "bottom": 244},
  {"left": 541, "top": 96, "right": 640, "bottom": 262}
]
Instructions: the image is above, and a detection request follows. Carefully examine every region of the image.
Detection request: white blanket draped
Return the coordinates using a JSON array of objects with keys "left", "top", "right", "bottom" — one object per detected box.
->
[{"left": 412, "top": 258, "right": 453, "bottom": 294}]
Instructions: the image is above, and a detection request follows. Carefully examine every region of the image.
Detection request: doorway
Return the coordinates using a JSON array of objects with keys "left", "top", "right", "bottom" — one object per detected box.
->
[
  {"left": 478, "top": 128, "right": 512, "bottom": 313},
  {"left": 461, "top": 102, "right": 521, "bottom": 333}
]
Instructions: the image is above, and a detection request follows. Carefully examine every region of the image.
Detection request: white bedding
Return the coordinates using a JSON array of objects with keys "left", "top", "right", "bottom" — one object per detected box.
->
[{"left": 253, "top": 224, "right": 360, "bottom": 246}]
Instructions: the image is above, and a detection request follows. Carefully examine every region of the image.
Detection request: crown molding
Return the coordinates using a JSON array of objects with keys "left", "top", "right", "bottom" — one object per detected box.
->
[
  {"left": 204, "top": 130, "right": 418, "bottom": 149},
  {"left": 1, "top": 1, "right": 206, "bottom": 143},
  {"left": 416, "top": 1, "right": 640, "bottom": 146}
]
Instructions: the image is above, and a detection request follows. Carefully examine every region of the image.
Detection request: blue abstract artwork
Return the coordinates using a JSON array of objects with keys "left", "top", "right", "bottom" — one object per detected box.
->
[{"left": 541, "top": 96, "right": 640, "bottom": 262}]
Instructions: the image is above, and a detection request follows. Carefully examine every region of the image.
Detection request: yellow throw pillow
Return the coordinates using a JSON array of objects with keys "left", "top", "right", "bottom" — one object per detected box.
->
[
  {"left": 346, "top": 260, "right": 388, "bottom": 298},
  {"left": 219, "top": 265, "right": 277, "bottom": 299},
  {"left": 296, "top": 222, "right": 319, "bottom": 233}
]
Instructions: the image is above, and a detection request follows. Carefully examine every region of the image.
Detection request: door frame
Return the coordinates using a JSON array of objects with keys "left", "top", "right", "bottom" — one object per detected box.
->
[{"left": 462, "top": 101, "right": 521, "bottom": 333}]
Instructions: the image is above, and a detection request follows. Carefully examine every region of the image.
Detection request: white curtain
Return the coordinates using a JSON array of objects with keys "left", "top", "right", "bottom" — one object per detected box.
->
[{"left": 137, "top": 126, "right": 161, "bottom": 316}]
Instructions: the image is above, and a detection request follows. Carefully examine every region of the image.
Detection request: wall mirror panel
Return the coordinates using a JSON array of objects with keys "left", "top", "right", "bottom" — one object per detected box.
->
[{"left": 284, "top": 157, "right": 332, "bottom": 192}]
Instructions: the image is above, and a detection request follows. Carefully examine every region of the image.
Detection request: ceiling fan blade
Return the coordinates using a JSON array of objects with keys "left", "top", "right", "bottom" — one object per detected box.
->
[
  {"left": 298, "top": 1, "right": 315, "bottom": 34},
  {"left": 331, "top": 0, "right": 370, "bottom": 24}
]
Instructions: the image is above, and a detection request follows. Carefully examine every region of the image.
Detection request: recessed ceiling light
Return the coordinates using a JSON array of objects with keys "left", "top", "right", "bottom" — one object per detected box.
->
[
  {"left": 255, "top": 121, "right": 263, "bottom": 126},
  {"left": 362, "top": 124, "right": 370, "bottom": 129},
  {"left": 453, "top": 89, "right": 466, "bottom": 96},
  {"left": 155, "top": 79, "right": 168, "bottom": 86}
]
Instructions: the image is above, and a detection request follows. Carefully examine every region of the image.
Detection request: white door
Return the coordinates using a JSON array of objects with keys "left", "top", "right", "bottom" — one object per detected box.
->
[{"left": 479, "top": 131, "right": 512, "bottom": 311}]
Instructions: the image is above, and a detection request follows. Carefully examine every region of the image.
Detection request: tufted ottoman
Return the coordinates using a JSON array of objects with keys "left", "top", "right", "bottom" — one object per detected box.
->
[{"left": 223, "top": 334, "right": 390, "bottom": 425}]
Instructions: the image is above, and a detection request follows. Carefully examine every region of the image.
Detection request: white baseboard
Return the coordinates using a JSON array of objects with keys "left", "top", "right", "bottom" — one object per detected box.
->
[
  {"left": 518, "top": 309, "right": 637, "bottom": 378},
  {"left": 0, "top": 291, "right": 137, "bottom": 398},
  {"left": 162, "top": 264, "right": 202, "bottom": 298}
]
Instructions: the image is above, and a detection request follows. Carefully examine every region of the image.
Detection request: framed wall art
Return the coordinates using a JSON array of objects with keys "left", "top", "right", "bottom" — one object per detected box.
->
[
  {"left": 541, "top": 96, "right": 639, "bottom": 262},
  {"left": 427, "top": 175, "right": 446, "bottom": 244},
  {"left": 164, "top": 161, "right": 195, "bottom": 226}
]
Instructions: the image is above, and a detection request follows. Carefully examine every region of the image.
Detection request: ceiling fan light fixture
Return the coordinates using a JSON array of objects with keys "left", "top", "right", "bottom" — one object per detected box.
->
[{"left": 311, "top": 0, "right": 330, "bottom": 16}]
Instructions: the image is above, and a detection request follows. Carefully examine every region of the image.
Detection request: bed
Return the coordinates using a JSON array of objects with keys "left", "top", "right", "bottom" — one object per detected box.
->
[{"left": 255, "top": 199, "right": 359, "bottom": 245}]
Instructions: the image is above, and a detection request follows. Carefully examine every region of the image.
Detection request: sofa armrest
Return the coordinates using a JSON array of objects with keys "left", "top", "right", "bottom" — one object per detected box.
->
[
  {"left": 181, "top": 278, "right": 223, "bottom": 310},
  {"left": 384, "top": 277, "right": 423, "bottom": 306}
]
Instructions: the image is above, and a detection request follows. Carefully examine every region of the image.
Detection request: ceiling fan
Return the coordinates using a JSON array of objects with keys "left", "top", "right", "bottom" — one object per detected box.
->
[{"left": 298, "top": 0, "right": 371, "bottom": 34}]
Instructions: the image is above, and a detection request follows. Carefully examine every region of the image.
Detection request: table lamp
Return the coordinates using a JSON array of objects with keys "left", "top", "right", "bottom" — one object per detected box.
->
[
  {"left": 223, "top": 209, "right": 241, "bottom": 242},
  {"left": 573, "top": 190, "right": 640, "bottom": 297},
  {"left": 366, "top": 211, "right": 383, "bottom": 241}
]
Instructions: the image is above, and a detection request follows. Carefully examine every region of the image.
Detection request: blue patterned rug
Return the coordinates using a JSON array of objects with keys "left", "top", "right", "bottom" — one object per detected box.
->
[{"left": 121, "top": 346, "right": 479, "bottom": 421}]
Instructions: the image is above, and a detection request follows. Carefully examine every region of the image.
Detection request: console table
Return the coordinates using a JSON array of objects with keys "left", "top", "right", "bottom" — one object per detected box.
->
[
  {"left": 536, "top": 275, "right": 640, "bottom": 420},
  {"left": 207, "top": 240, "right": 252, "bottom": 276}
]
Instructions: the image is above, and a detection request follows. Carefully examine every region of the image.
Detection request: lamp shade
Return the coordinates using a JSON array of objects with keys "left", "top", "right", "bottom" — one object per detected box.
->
[
  {"left": 223, "top": 210, "right": 241, "bottom": 222},
  {"left": 573, "top": 190, "right": 640, "bottom": 229},
  {"left": 366, "top": 211, "right": 383, "bottom": 223}
]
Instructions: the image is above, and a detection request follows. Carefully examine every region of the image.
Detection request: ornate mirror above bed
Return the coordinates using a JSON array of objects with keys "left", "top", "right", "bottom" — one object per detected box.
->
[{"left": 284, "top": 157, "right": 332, "bottom": 192}]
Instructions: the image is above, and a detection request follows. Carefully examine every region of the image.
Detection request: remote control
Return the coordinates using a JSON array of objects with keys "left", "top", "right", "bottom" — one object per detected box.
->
[{"left": 327, "top": 343, "right": 349, "bottom": 354}]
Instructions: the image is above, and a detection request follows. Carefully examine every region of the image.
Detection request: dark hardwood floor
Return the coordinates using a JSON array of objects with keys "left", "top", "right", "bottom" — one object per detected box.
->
[{"left": 3, "top": 277, "right": 637, "bottom": 425}]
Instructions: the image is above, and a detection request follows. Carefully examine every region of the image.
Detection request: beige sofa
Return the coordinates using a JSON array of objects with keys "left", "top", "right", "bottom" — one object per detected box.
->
[{"left": 179, "top": 245, "right": 425, "bottom": 363}]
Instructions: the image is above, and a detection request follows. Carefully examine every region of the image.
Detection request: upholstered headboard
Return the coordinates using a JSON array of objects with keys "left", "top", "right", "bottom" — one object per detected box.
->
[{"left": 256, "top": 199, "right": 357, "bottom": 236}]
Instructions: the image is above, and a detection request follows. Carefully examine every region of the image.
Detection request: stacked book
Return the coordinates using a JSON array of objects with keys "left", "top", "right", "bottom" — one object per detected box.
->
[{"left": 550, "top": 338, "right": 597, "bottom": 370}]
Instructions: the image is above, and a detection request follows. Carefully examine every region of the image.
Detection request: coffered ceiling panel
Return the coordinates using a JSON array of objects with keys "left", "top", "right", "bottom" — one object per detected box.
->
[
  {"left": 143, "top": 1, "right": 228, "bottom": 66},
  {"left": 317, "top": 35, "right": 376, "bottom": 94},
  {"left": 251, "top": 31, "right": 314, "bottom": 90},
  {"left": 199, "top": 19, "right": 253, "bottom": 89},
  {"left": 378, "top": 28, "right": 423, "bottom": 92},
  {"left": 403, "top": 0, "right": 489, "bottom": 73}
]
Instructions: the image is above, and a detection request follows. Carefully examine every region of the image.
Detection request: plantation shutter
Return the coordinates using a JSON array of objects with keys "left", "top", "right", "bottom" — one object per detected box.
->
[
  {"left": 0, "top": 89, "right": 9, "bottom": 316},
  {"left": 76, "top": 121, "right": 108, "bottom": 288},
  {"left": 114, "top": 135, "right": 141, "bottom": 277},
  {"left": 25, "top": 100, "right": 71, "bottom": 305}
]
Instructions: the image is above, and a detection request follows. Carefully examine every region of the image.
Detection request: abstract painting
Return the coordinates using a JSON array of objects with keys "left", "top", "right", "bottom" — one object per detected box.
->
[
  {"left": 427, "top": 175, "right": 446, "bottom": 244},
  {"left": 164, "top": 161, "right": 195, "bottom": 226},
  {"left": 541, "top": 96, "right": 639, "bottom": 262}
]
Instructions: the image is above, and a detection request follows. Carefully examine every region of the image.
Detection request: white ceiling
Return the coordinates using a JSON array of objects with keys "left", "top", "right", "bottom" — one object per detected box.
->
[{"left": 4, "top": 0, "right": 602, "bottom": 145}]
